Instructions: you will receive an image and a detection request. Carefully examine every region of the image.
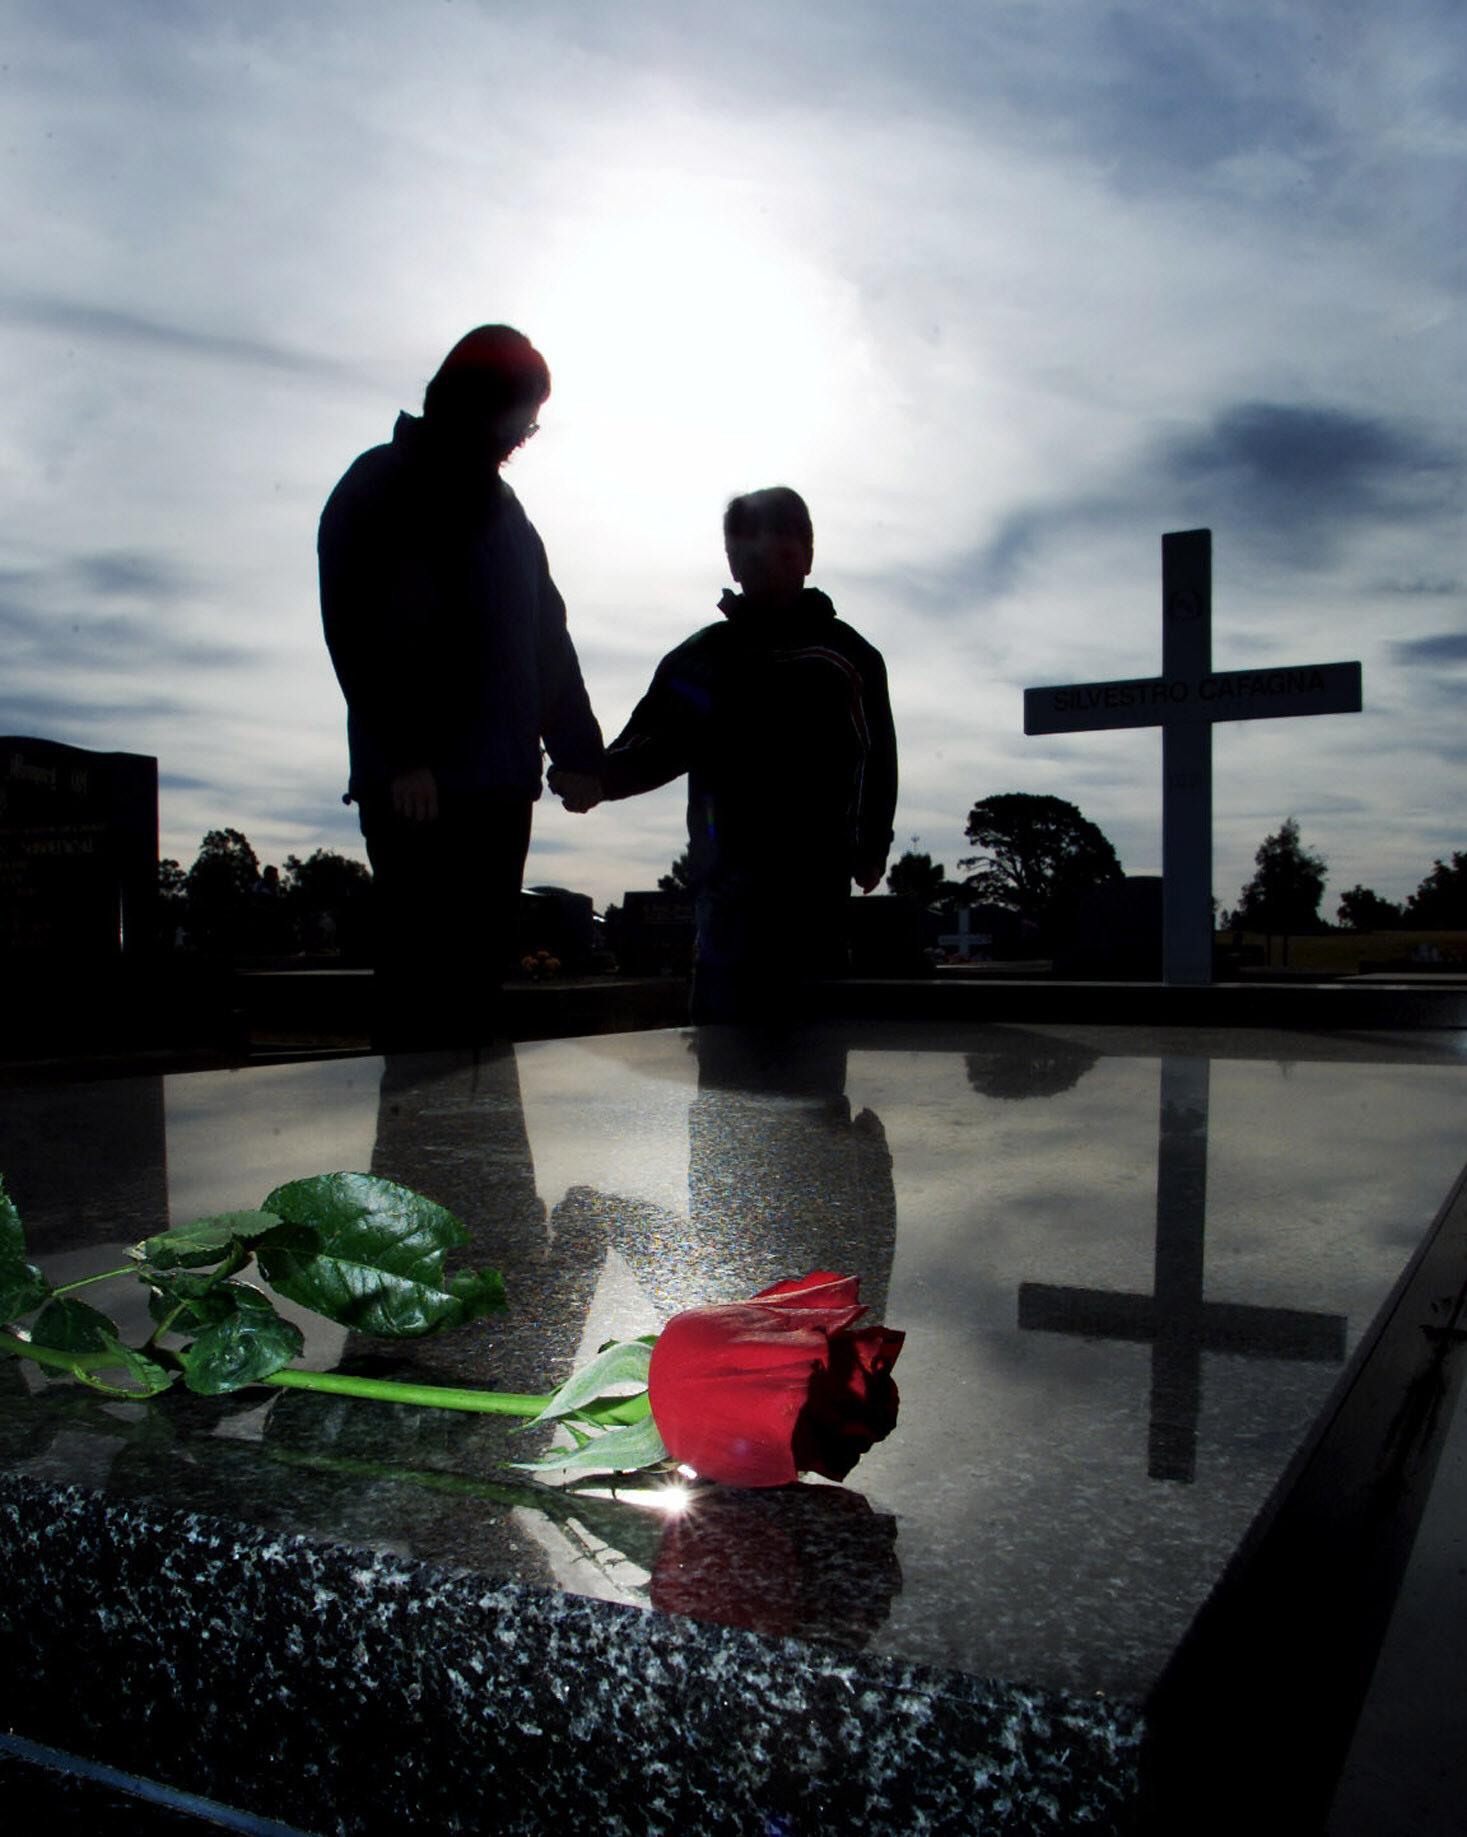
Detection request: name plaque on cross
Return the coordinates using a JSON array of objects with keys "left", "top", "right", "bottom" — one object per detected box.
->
[
  {"left": 1022, "top": 530, "right": 1363, "bottom": 984},
  {"left": 1025, "top": 662, "right": 1362, "bottom": 735}
]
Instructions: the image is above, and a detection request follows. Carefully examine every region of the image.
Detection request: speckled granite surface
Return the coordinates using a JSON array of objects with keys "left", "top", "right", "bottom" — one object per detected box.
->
[
  {"left": 0, "top": 1477, "right": 1140, "bottom": 1833},
  {"left": 3, "top": 1023, "right": 1465, "bottom": 1831}
]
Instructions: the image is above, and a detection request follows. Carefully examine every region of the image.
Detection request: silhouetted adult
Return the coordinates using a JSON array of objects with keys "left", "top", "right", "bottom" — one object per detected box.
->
[
  {"left": 319, "top": 326, "right": 603, "bottom": 1048},
  {"left": 601, "top": 486, "right": 897, "bottom": 1022}
]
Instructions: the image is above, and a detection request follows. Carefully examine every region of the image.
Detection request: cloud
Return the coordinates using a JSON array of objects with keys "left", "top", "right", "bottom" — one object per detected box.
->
[
  {"left": 1391, "top": 633, "right": 1467, "bottom": 667},
  {"left": 0, "top": 295, "right": 367, "bottom": 387},
  {"left": 1163, "top": 403, "right": 1458, "bottom": 557},
  {"left": 0, "top": 555, "right": 253, "bottom": 677},
  {"left": 0, "top": 690, "right": 192, "bottom": 735},
  {"left": 72, "top": 552, "right": 188, "bottom": 600}
]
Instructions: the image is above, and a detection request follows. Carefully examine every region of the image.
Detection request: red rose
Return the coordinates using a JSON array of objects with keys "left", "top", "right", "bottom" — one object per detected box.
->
[{"left": 646, "top": 1270, "right": 904, "bottom": 1487}]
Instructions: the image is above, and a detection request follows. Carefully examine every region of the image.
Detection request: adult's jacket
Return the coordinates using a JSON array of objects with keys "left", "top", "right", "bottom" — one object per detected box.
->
[
  {"left": 319, "top": 412, "right": 603, "bottom": 801},
  {"left": 604, "top": 587, "right": 897, "bottom": 890}
]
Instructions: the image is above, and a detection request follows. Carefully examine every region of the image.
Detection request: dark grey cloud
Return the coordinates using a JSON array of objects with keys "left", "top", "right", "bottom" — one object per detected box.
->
[
  {"left": 1391, "top": 633, "right": 1467, "bottom": 667},
  {"left": 75, "top": 552, "right": 188, "bottom": 599},
  {"left": 831, "top": 505, "right": 1066, "bottom": 623},
  {"left": 1380, "top": 576, "right": 1461, "bottom": 597},
  {"left": 1165, "top": 403, "right": 1457, "bottom": 528},
  {"left": 0, "top": 689, "right": 190, "bottom": 735},
  {"left": 903, "top": 401, "right": 1462, "bottom": 618},
  {"left": 0, "top": 552, "right": 253, "bottom": 673},
  {"left": 0, "top": 295, "right": 366, "bottom": 388}
]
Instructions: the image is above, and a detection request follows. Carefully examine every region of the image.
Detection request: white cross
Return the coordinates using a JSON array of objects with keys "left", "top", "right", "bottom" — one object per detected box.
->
[{"left": 1023, "top": 529, "right": 1363, "bottom": 984}]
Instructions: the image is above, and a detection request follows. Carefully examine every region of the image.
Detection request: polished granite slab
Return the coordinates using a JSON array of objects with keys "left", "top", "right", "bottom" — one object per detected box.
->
[{"left": 2, "top": 1020, "right": 1466, "bottom": 1831}]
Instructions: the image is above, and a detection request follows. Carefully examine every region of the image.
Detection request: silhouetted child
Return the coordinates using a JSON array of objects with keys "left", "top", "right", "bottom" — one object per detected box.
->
[{"left": 602, "top": 486, "right": 897, "bottom": 1022}]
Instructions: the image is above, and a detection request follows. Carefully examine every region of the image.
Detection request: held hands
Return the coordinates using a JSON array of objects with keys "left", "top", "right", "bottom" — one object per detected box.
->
[{"left": 548, "top": 767, "right": 603, "bottom": 814}]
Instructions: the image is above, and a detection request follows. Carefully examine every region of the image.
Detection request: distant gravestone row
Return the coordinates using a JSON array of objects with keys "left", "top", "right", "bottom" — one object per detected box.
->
[{"left": 0, "top": 736, "right": 158, "bottom": 962}]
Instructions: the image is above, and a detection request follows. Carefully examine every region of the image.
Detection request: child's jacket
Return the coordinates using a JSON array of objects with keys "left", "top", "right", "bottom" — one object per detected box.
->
[{"left": 604, "top": 586, "right": 897, "bottom": 892}]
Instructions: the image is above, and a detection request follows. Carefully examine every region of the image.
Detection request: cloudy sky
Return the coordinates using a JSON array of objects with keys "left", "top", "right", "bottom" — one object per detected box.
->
[{"left": 3, "top": 0, "right": 1462, "bottom": 913}]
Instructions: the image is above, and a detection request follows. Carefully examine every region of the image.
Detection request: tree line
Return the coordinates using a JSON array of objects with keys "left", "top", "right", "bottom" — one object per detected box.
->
[
  {"left": 165, "top": 800, "right": 1466, "bottom": 965},
  {"left": 881, "top": 794, "right": 1467, "bottom": 935},
  {"left": 159, "top": 829, "right": 372, "bottom": 957}
]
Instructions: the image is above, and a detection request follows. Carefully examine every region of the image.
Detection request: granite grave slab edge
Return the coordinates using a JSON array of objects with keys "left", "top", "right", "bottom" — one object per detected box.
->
[{"left": 0, "top": 1473, "right": 1142, "bottom": 1835}]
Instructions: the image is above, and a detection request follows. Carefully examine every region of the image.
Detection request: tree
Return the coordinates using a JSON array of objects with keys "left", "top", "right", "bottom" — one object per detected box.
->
[
  {"left": 1336, "top": 885, "right": 1403, "bottom": 931},
  {"left": 283, "top": 849, "right": 374, "bottom": 956},
  {"left": 658, "top": 849, "right": 694, "bottom": 896},
  {"left": 958, "top": 793, "right": 1122, "bottom": 927},
  {"left": 1404, "top": 852, "right": 1467, "bottom": 929},
  {"left": 157, "top": 857, "right": 188, "bottom": 947},
  {"left": 886, "top": 849, "right": 960, "bottom": 905},
  {"left": 185, "top": 828, "right": 262, "bottom": 951},
  {"left": 1231, "top": 817, "right": 1327, "bottom": 933}
]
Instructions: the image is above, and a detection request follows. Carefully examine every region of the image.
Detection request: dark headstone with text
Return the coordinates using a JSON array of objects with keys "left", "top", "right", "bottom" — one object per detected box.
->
[
  {"left": 0, "top": 737, "right": 158, "bottom": 961},
  {"left": 609, "top": 891, "right": 695, "bottom": 976}
]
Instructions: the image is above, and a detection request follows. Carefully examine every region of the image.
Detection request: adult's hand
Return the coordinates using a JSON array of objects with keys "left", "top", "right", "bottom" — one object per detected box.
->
[
  {"left": 855, "top": 862, "right": 886, "bottom": 894},
  {"left": 390, "top": 765, "right": 439, "bottom": 824},
  {"left": 548, "top": 768, "right": 603, "bottom": 813}
]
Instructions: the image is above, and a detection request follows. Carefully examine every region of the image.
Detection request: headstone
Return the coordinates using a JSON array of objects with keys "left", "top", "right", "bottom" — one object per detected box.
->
[
  {"left": 608, "top": 890, "right": 695, "bottom": 976},
  {"left": 1024, "top": 531, "right": 1362, "bottom": 985},
  {"left": 0, "top": 737, "right": 158, "bottom": 961},
  {"left": 1053, "top": 874, "right": 1163, "bottom": 979},
  {"left": 518, "top": 884, "right": 596, "bottom": 972},
  {"left": 847, "top": 893, "right": 928, "bottom": 976}
]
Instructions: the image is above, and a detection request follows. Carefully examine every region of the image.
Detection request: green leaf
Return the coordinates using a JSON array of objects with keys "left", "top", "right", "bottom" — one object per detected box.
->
[
  {"left": 175, "top": 1283, "right": 305, "bottom": 1395},
  {"left": 0, "top": 1177, "right": 51, "bottom": 1325},
  {"left": 29, "top": 1298, "right": 175, "bottom": 1398},
  {"left": 446, "top": 1265, "right": 508, "bottom": 1324},
  {"left": 135, "top": 1211, "right": 282, "bottom": 1270},
  {"left": 527, "top": 1338, "right": 653, "bottom": 1426},
  {"left": 256, "top": 1173, "right": 506, "bottom": 1338},
  {"left": 146, "top": 1267, "right": 229, "bottom": 1325},
  {"left": 508, "top": 1411, "right": 669, "bottom": 1476}
]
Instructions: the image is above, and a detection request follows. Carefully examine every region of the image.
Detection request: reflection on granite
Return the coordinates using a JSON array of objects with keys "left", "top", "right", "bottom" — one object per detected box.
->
[
  {"left": 1018, "top": 1057, "right": 1347, "bottom": 1481},
  {"left": 553, "top": 1025, "right": 897, "bottom": 1328},
  {"left": 3, "top": 1021, "right": 1467, "bottom": 1829}
]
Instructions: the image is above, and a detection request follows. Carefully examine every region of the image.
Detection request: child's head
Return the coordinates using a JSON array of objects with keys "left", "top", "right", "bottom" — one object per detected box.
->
[{"left": 724, "top": 486, "right": 814, "bottom": 604}]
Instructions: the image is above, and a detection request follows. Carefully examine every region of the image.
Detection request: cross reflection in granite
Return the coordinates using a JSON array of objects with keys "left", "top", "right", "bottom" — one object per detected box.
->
[{"left": 1017, "top": 1056, "right": 1347, "bottom": 1482}]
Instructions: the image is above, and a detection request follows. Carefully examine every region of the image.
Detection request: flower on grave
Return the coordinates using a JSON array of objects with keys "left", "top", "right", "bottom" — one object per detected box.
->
[
  {"left": 649, "top": 1273, "right": 904, "bottom": 1487},
  {"left": 519, "top": 1271, "right": 904, "bottom": 1489},
  {"left": 3, "top": 1164, "right": 901, "bottom": 1490}
]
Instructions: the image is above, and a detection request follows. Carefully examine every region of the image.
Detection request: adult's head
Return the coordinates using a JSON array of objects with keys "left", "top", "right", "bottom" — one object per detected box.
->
[
  {"left": 724, "top": 486, "right": 814, "bottom": 605},
  {"left": 423, "top": 325, "right": 551, "bottom": 470}
]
